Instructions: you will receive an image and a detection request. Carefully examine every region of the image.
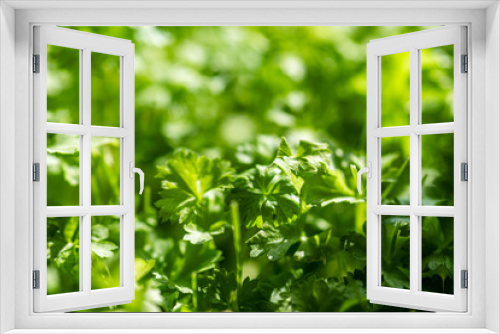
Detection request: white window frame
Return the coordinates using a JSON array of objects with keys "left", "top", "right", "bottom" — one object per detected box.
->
[
  {"left": 366, "top": 26, "right": 468, "bottom": 312},
  {"left": 0, "top": 1, "right": 499, "bottom": 333},
  {"left": 33, "top": 26, "right": 136, "bottom": 312}
]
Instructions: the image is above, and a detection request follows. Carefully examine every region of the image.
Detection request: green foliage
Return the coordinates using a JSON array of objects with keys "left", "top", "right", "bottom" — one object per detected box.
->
[
  {"left": 381, "top": 216, "right": 411, "bottom": 289},
  {"left": 156, "top": 149, "right": 232, "bottom": 227},
  {"left": 228, "top": 165, "right": 300, "bottom": 228},
  {"left": 151, "top": 136, "right": 401, "bottom": 311},
  {"left": 47, "top": 134, "right": 80, "bottom": 206},
  {"left": 47, "top": 217, "right": 80, "bottom": 295},
  {"left": 421, "top": 217, "right": 454, "bottom": 294},
  {"left": 46, "top": 26, "right": 454, "bottom": 312}
]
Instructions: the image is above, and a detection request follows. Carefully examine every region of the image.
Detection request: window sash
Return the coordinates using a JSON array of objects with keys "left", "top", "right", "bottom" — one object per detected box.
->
[
  {"left": 366, "top": 25, "right": 468, "bottom": 312},
  {"left": 32, "top": 26, "right": 136, "bottom": 313}
]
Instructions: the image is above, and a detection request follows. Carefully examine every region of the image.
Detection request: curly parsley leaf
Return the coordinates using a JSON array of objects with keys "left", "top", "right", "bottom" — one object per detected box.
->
[
  {"left": 274, "top": 138, "right": 356, "bottom": 207},
  {"left": 156, "top": 149, "right": 233, "bottom": 229},
  {"left": 227, "top": 165, "right": 300, "bottom": 228}
]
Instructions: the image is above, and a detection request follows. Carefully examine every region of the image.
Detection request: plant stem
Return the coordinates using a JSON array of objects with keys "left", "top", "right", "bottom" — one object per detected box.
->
[
  {"left": 381, "top": 158, "right": 410, "bottom": 201},
  {"left": 144, "top": 185, "right": 151, "bottom": 215},
  {"left": 230, "top": 200, "right": 242, "bottom": 312},
  {"left": 191, "top": 271, "right": 198, "bottom": 311}
]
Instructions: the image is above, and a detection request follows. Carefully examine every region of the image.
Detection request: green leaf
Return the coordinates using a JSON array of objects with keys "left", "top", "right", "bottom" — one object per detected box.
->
[
  {"left": 294, "top": 230, "right": 341, "bottom": 263},
  {"left": 183, "top": 222, "right": 226, "bottom": 244},
  {"left": 156, "top": 149, "right": 233, "bottom": 226},
  {"left": 340, "top": 232, "right": 367, "bottom": 270},
  {"left": 227, "top": 165, "right": 300, "bottom": 228},
  {"left": 273, "top": 138, "right": 333, "bottom": 194},
  {"left": 320, "top": 196, "right": 363, "bottom": 206},
  {"left": 277, "top": 137, "right": 293, "bottom": 157},
  {"left": 274, "top": 274, "right": 348, "bottom": 312},
  {"left": 273, "top": 138, "right": 355, "bottom": 209},
  {"left": 155, "top": 241, "right": 223, "bottom": 293},
  {"left": 380, "top": 216, "right": 411, "bottom": 289},
  {"left": 91, "top": 224, "right": 109, "bottom": 242},
  {"left": 156, "top": 187, "right": 199, "bottom": 225},
  {"left": 200, "top": 268, "right": 238, "bottom": 311},
  {"left": 234, "top": 135, "right": 281, "bottom": 167},
  {"left": 135, "top": 258, "right": 156, "bottom": 282},
  {"left": 296, "top": 140, "right": 331, "bottom": 162},
  {"left": 63, "top": 216, "right": 79, "bottom": 243},
  {"left": 91, "top": 241, "right": 118, "bottom": 258},
  {"left": 246, "top": 223, "right": 302, "bottom": 261},
  {"left": 273, "top": 158, "right": 305, "bottom": 195},
  {"left": 382, "top": 267, "right": 410, "bottom": 290},
  {"left": 300, "top": 171, "right": 355, "bottom": 207},
  {"left": 159, "top": 149, "right": 232, "bottom": 200},
  {"left": 239, "top": 277, "right": 276, "bottom": 312}
]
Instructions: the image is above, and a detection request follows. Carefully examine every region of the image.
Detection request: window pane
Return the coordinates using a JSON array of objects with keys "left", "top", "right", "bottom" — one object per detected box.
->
[
  {"left": 47, "top": 45, "right": 80, "bottom": 124},
  {"left": 381, "top": 52, "right": 410, "bottom": 127},
  {"left": 421, "top": 216, "right": 454, "bottom": 294},
  {"left": 47, "top": 133, "right": 80, "bottom": 206},
  {"left": 421, "top": 45, "right": 454, "bottom": 124},
  {"left": 381, "top": 136, "right": 410, "bottom": 205},
  {"left": 421, "top": 133, "right": 454, "bottom": 206},
  {"left": 91, "top": 52, "right": 121, "bottom": 127},
  {"left": 47, "top": 216, "right": 80, "bottom": 295},
  {"left": 91, "top": 216, "right": 121, "bottom": 290},
  {"left": 91, "top": 137, "right": 121, "bottom": 205},
  {"left": 381, "top": 215, "right": 410, "bottom": 290}
]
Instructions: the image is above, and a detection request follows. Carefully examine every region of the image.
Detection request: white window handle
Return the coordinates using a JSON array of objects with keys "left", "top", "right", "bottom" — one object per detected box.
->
[
  {"left": 357, "top": 162, "right": 372, "bottom": 195},
  {"left": 129, "top": 162, "right": 144, "bottom": 195}
]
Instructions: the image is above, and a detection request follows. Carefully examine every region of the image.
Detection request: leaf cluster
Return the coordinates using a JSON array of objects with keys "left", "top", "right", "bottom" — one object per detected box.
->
[{"left": 152, "top": 137, "right": 374, "bottom": 311}]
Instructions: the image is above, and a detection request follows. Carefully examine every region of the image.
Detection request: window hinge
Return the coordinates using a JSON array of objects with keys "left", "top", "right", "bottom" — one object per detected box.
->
[
  {"left": 461, "top": 54, "right": 468, "bottom": 73},
  {"left": 33, "top": 54, "right": 40, "bottom": 73},
  {"left": 461, "top": 162, "right": 468, "bottom": 181},
  {"left": 33, "top": 270, "right": 40, "bottom": 289},
  {"left": 33, "top": 163, "right": 40, "bottom": 182},
  {"left": 461, "top": 270, "right": 468, "bottom": 289}
]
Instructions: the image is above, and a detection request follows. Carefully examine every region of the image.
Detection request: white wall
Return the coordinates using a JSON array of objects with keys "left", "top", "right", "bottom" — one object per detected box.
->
[
  {"left": 0, "top": 2, "right": 16, "bottom": 333},
  {"left": 485, "top": 2, "right": 500, "bottom": 333}
]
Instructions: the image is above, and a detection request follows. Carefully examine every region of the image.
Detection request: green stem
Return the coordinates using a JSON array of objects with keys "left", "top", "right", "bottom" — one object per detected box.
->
[
  {"left": 230, "top": 200, "right": 242, "bottom": 312},
  {"left": 144, "top": 186, "right": 151, "bottom": 214},
  {"left": 388, "top": 225, "right": 401, "bottom": 266},
  {"left": 381, "top": 158, "right": 410, "bottom": 201},
  {"left": 191, "top": 271, "right": 198, "bottom": 311}
]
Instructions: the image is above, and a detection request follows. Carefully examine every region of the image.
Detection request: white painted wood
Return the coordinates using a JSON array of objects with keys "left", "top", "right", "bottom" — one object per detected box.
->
[
  {"left": 409, "top": 46, "right": 421, "bottom": 295},
  {"left": 82, "top": 46, "right": 92, "bottom": 297},
  {"left": 121, "top": 44, "right": 135, "bottom": 292},
  {"left": 46, "top": 205, "right": 129, "bottom": 217},
  {"left": 46, "top": 123, "right": 130, "bottom": 137},
  {"left": 372, "top": 123, "right": 454, "bottom": 138},
  {"left": 9, "top": 6, "right": 488, "bottom": 333},
  {"left": 485, "top": 3, "right": 500, "bottom": 333},
  {"left": 90, "top": 126, "right": 130, "bottom": 138},
  {"left": 372, "top": 126, "right": 411, "bottom": 137},
  {"left": 412, "top": 123, "right": 454, "bottom": 135},
  {"left": 372, "top": 205, "right": 455, "bottom": 217},
  {"left": 33, "top": 26, "right": 135, "bottom": 313},
  {"left": 453, "top": 26, "right": 468, "bottom": 313},
  {"left": 0, "top": 2, "right": 17, "bottom": 333},
  {"left": 1, "top": 329, "right": 498, "bottom": 334},
  {"left": 366, "top": 25, "right": 468, "bottom": 312},
  {"left": 3, "top": 0, "right": 497, "bottom": 10}
]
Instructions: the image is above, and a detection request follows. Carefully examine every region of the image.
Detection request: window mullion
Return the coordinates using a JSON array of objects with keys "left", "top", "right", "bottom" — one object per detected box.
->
[
  {"left": 90, "top": 126, "right": 129, "bottom": 138},
  {"left": 82, "top": 47, "right": 92, "bottom": 294},
  {"left": 46, "top": 123, "right": 88, "bottom": 135},
  {"left": 409, "top": 47, "right": 420, "bottom": 294}
]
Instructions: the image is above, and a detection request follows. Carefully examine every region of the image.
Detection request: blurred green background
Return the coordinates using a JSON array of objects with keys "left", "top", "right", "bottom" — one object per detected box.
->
[{"left": 45, "top": 26, "right": 455, "bottom": 312}]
